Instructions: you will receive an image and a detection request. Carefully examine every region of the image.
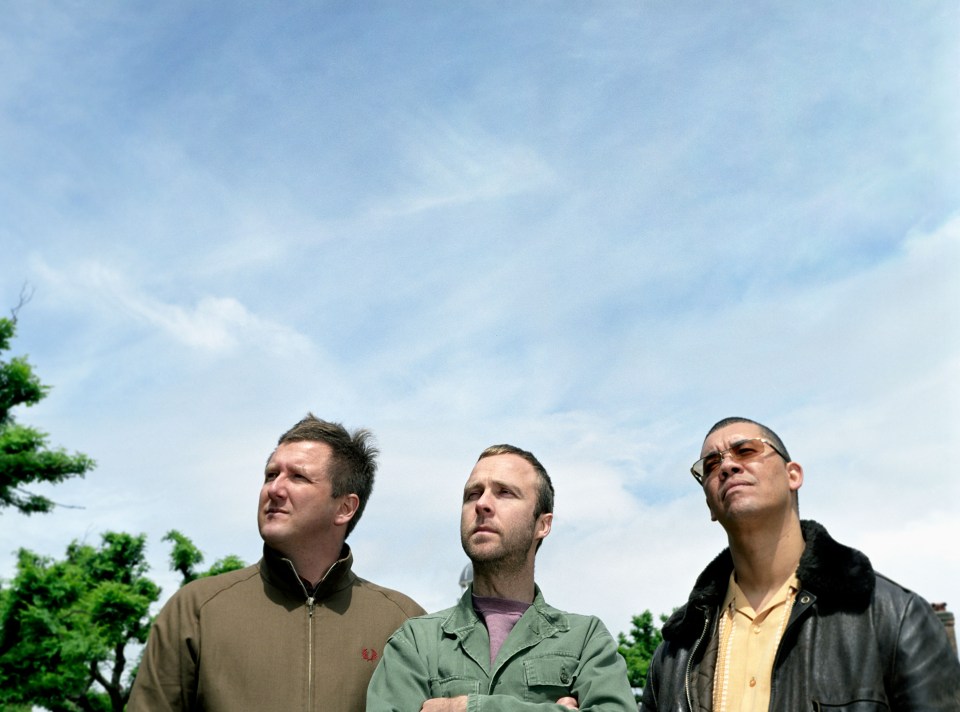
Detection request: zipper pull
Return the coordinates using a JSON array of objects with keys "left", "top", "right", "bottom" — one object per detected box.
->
[{"left": 307, "top": 596, "right": 315, "bottom": 616}]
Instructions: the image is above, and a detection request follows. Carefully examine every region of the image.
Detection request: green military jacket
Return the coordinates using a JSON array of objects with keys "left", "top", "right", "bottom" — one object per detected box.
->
[{"left": 366, "top": 585, "right": 636, "bottom": 712}]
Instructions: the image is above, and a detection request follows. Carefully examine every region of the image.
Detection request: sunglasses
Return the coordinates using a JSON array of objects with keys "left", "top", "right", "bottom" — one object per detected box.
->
[{"left": 691, "top": 438, "right": 789, "bottom": 484}]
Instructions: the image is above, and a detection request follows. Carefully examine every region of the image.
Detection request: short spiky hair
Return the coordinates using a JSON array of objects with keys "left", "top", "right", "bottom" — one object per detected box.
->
[
  {"left": 705, "top": 417, "right": 791, "bottom": 462},
  {"left": 276, "top": 414, "right": 378, "bottom": 538}
]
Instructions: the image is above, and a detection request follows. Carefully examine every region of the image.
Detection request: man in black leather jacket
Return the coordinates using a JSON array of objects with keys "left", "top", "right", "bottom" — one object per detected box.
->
[{"left": 640, "top": 417, "right": 960, "bottom": 711}]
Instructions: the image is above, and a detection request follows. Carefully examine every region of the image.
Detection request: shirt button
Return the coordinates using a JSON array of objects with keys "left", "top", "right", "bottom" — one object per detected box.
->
[
  {"left": 753, "top": 625, "right": 761, "bottom": 634},
  {"left": 749, "top": 677, "right": 757, "bottom": 687}
]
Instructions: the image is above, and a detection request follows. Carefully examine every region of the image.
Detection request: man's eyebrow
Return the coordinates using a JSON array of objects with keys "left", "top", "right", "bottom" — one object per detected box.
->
[{"left": 463, "top": 479, "right": 520, "bottom": 492}]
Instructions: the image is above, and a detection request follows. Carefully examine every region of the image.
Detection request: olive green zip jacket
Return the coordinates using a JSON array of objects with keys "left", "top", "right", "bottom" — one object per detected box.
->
[
  {"left": 128, "top": 545, "right": 424, "bottom": 712},
  {"left": 366, "top": 585, "right": 636, "bottom": 712}
]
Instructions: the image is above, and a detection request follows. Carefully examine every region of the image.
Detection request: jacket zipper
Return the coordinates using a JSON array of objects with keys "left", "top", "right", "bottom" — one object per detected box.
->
[
  {"left": 286, "top": 559, "right": 318, "bottom": 712},
  {"left": 685, "top": 607, "right": 711, "bottom": 712},
  {"left": 307, "top": 595, "right": 316, "bottom": 712}
]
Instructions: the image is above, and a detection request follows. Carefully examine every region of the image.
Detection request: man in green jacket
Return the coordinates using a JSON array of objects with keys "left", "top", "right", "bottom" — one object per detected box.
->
[{"left": 367, "top": 444, "right": 635, "bottom": 712}]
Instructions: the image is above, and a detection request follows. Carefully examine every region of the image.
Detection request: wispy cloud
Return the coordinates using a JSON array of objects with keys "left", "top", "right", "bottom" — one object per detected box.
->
[
  {"left": 365, "top": 113, "right": 556, "bottom": 218},
  {"left": 32, "top": 258, "right": 312, "bottom": 357}
]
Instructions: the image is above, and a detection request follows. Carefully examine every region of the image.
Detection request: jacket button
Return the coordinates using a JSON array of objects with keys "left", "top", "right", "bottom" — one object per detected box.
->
[
  {"left": 560, "top": 669, "right": 569, "bottom": 684},
  {"left": 800, "top": 595, "right": 811, "bottom": 604}
]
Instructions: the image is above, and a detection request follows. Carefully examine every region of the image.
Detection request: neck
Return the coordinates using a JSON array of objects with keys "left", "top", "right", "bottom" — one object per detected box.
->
[
  {"left": 725, "top": 513, "right": 804, "bottom": 611},
  {"left": 471, "top": 562, "right": 536, "bottom": 603}
]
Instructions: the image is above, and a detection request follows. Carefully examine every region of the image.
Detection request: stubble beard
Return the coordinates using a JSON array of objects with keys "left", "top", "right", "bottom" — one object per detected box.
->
[{"left": 461, "top": 521, "right": 536, "bottom": 579}]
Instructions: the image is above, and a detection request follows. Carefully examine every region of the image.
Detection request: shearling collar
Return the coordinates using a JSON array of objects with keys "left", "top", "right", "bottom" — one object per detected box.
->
[{"left": 663, "top": 520, "right": 874, "bottom": 641}]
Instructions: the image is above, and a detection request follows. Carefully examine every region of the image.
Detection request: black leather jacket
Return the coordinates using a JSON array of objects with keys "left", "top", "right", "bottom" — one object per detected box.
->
[{"left": 640, "top": 521, "right": 960, "bottom": 711}]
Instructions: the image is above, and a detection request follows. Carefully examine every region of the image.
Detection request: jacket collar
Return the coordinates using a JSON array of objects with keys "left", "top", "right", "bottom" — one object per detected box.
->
[
  {"left": 443, "top": 584, "right": 568, "bottom": 636},
  {"left": 664, "top": 520, "right": 874, "bottom": 640},
  {"left": 441, "top": 584, "right": 569, "bottom": 672},
  {"left": 260, "top": 543, "right": 356, "bottom": 601}
]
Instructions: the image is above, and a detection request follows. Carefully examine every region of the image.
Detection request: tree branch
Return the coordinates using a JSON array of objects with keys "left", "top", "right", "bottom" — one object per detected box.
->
[{"left": 10, "top": 283, "right": 34, "bottom": 323}]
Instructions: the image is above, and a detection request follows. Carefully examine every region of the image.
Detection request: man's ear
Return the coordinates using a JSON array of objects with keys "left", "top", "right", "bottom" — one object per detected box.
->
[
  {"left": 335, "top": 494, "right": 361, "bottom": 526},
  {"left": 535, "top": 512, "right": 553, "bottom": 542},
  {"left": 786, "top": 461, "right": 803, "bottom": 493}
]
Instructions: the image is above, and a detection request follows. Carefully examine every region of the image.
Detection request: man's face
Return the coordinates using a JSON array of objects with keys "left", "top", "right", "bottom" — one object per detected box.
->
[
  {"left": 460, "top": 453, "right": 552, "bottom": 569},
  {"left": 699, "top": 423, "right": 802, "bottom": 525},
  {"left": 257, "top": 441, "right": 351, "bottom": 555}
]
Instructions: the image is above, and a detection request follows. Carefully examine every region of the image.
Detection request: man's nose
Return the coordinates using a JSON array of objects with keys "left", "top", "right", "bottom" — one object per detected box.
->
[
  {"left": 717, "top": 456, "right": 741, "bottom": 479},
  {"left": 266, "top": 473, "right": 287, "bottom": 496},
  {"left": 474, "top": 490, "right": 493, "bottom": 512}
]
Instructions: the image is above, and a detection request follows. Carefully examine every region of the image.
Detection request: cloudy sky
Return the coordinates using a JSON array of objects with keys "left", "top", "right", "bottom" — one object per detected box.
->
[{"left": 2, "top": 1, "right": 958, "bottom": 648}]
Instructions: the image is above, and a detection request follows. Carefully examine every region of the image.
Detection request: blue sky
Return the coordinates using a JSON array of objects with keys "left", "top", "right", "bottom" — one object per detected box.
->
[{"left": 2, "top": 0, "right": 958, "bottom": 650}]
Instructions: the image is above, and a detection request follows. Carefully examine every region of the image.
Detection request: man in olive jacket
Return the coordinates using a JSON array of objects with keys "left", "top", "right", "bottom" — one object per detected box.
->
[
  {"left": 367, "top": 444, "right": 635, "bottom": 712},
  {"left": 129, "top": 415, "right": 425, "bottom": 711},
  {"left": 640, "top": 417, "right": 960, "bottom": 711}
]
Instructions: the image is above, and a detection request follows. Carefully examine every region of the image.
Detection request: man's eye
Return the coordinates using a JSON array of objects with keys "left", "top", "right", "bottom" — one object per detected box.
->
[
  {"left": 702, "top": 456, "right": 721, "bottom": 472},
  {"left": 733, "top": 442, "right": 760, "bottom": 456}
]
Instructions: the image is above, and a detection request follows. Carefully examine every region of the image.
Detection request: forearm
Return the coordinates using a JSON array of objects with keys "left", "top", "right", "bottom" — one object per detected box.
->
[
  {"left": 565, "top": 622, "right": 637, "bottom": 712},
  {"left": 366, "top": 632, "right": 433, "bottom": 712},
  {"left": 464, "top": 694, "right": 579, "bottom": 712}
]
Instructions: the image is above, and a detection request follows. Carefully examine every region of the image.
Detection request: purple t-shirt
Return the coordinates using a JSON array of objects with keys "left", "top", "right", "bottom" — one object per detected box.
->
[{"left": 473, "top": 594, "right": 532, "bottom": 666}]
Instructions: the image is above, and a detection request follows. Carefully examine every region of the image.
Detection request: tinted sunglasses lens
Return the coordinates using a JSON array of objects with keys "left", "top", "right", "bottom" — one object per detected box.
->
[
  {"left": 730, "top": 439, "right": 763, "bottom": 461},
  {"left": 701, "top": 452, "right": 722, "bottom": 477},
  {"left": 691, "top": 461, "right": 704, "bottom": 481}
]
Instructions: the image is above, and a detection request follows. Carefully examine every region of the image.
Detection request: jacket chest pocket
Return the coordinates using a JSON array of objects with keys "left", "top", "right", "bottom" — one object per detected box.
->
[
  {"left": 521, "top": 655, "right": 577, "bottom": 702},
  {"left": 429, "top": 677, "right": 481, "bottom": 698}
]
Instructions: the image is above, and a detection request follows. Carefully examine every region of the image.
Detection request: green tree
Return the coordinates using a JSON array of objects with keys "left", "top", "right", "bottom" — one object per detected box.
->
[
  {"left": 617, "top": 610, "right": 668, "bottom": 702},
  {"left": 163, "top": 529, "right": 246, "bottom": 586},
  {"left": 0, "top": 532, "right": 158, "bottom": 711},
  {"left": 0, "top": 531, "right": 245, "bottom": 711},
  {"left": 0, "top": 304, "right": 94, "bottom": 514}
]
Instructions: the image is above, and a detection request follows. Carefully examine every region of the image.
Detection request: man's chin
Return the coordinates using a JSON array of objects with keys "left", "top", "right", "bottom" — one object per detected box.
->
[
  {"left": 463, "top": 542, "right": 502, "bottom": 563},
  {"left": 258, "top": 523, "right": 290, "bottom": 547}
]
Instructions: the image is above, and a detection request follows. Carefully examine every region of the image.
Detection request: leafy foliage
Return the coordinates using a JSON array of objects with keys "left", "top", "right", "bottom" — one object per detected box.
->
[
  {"left": 0, "top": 531, "right": 245, "bottom": 711},
  {"left": 617, "top": 610, "right": 668, "bottom": 701},
  {"left": 0, "top": 314, "right": 94, "bottom": 514},
  {"left": 0, "top": 532, "right": 158, "bottom": 711},
  {"left": 163, "top": 530, "right": 205, "bottom": 585},
  {"left": 163, "top": 529, "right": 246, "bottom": 585}
]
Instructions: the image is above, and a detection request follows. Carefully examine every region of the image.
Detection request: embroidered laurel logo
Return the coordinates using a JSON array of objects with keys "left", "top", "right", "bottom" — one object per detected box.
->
[{"left": 362, "top": 648, "right": 379, "bottom": 662}]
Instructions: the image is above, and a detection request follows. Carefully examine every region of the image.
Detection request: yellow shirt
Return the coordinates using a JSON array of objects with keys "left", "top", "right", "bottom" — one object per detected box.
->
[{"left": 712, "top": 572, "right": 799, "bottom": 712}]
